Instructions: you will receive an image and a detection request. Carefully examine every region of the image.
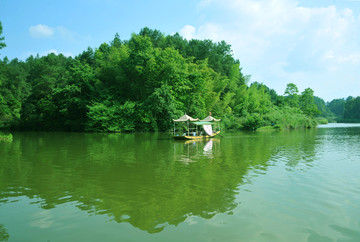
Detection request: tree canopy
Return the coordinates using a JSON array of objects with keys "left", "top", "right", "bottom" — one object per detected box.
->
[{"left": 1, "top": 27, "right": 346, "bottom": 132}]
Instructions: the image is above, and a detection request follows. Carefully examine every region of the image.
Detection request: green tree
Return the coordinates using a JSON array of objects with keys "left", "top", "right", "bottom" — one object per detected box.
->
[
  {"left": 185, "top": 39, "right": 238, "bottom": 77},
  {"left": 155, "top": 47, "right": 191, "bottom": 113},
  {"left": 46, "top": 60, "right": 97, "bottom": 131},
  {"left": 139, "top": 27, "right": 165, "bottom": 49},
  {"left": 243, "top": 113, "right": 262, "bottom": 130},
  {"left": 313, "top": 96, "right": 336, "bottom": 121},
  {"left": 299, "top": 88, "right": 319, "bottom": 116},
  {"left": 86, "top": 100, "right": 137, "bottom": 132},
  {"left": 165, "top": 32, "right": 188, "bottom": 56},
  {"left": 125, "top": 34, "right": 156, "bottom": 101},
  {"left": 0, "top": 21, "right": 6, "bottom": 50},
  {"left": 76, "top": 47, "right": 95, "bottom": 66},
  {"left": 233, "top": 83, "right": 271, "bottom": 117},
  {"left": 343, "top": 96, "right": 360, "bottom": 122},
  {"left": 327, "top": 98, "right": 345, "bottom": 120},
  {"left": 0, "top": 58, "right": 30, "bottom": 128},
  {"left": 144, "top": 85, "right": 179, "bottom": 131},
  {"left": 284, "top": 83, "right": 299, "bottom": 96},
  {"left": 0, "top": 27, "right": 320, "bottom": 132},
  {"left": 111, "top": 33, "right": 122, "bottom": 48},
  {"left": 94, "top": 39, "right": 129, "bottom": 101},
  {"left": 20, "top": 53, "right": 72, "bottom": 130},
  {"left": 284, "top": 83, "right": 299, "bottom": 108}
]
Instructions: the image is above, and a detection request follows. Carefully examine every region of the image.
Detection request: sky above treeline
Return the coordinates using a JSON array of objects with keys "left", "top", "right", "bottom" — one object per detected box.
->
[{"left": 1, "top": 0, "right": 360, "bottom": 101}]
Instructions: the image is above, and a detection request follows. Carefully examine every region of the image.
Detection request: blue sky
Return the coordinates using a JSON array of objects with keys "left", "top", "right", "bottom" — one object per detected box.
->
[{"left": 1, "top": 0, "right": 360, "bottom": 101}]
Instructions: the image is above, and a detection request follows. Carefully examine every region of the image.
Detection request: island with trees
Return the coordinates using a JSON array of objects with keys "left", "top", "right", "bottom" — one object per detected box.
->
[{"left": 0, "top": 23, "right": 359, "bottom": 132}]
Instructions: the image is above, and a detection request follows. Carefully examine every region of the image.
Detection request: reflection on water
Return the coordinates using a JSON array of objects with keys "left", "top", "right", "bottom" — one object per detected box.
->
[
  {"left": 0, "top": 128, "right": 360, "bottom": 241},
  {"left": 0, "top": 224, "right": 10, "bottom": 241},
  {"left": 317, "top": 123, "right": 360, "bottom": 128},
  {"left": 203, "top": 139, "right": 214, "bottom": 157},
  {"left": 175, "top": 139, "right": 219, "bottom": 163}
]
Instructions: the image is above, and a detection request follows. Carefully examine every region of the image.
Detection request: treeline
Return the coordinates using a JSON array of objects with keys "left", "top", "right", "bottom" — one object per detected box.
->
[
  {"left": 0, "top": 25, "right": 324, "bottom": 132},
  {"left": 315, "top": 97, "right": 360, "bottom": 123}
]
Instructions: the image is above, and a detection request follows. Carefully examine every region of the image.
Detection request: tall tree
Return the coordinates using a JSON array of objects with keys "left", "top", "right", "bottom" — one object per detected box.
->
[
  {"left": 94, "top": 39, "right": 129, "bottom": 101},
  {"left": 165, "top": 33, "right": 188, "bottom": 56},
  {"left": 139, "top": 27, "right": 165, "bottom": 49},
  {"left": 299, "top": 88, "right": 319, "bottom": 116},
  {"left": 0, "top": 58, "right": 30, "bottom": 128},
  {"left": 284, "top": 83, "right": 299, "bottom": 108},
  {"left": 125, "top": 34, "right": 156, "bottom": 101},
  {"left": 50, "top": 60, "right": 97, "bottom": 131},
  {"left": 20, "top": 53, "right": 72, "bottom": 130},
  {"left": 76, "top": 47, "right": 95, "bottom": 66},
  {"left": 284, "top": 83, "right": 299, "bottom": 96},
  {"left": 111, "top": 33, "right": 122, "bottom": 48}
]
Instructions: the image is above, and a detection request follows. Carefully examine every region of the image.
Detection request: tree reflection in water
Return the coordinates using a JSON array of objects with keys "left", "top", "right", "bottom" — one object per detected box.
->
[
  {"left": 0, "top": 130, "right": 317, "bottom": 233},
  {"left": 0, "top": 224, "right": 9, "bottom": 241}
]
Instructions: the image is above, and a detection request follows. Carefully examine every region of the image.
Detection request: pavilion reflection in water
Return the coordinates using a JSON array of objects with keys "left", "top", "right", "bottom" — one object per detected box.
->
[{"left": 174, "top": 138, "right": 220, "bottom": 164}]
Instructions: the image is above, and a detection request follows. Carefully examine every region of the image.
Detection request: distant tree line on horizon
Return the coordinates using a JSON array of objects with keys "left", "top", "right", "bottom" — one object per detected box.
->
[
  {"left": 315, "top": 96, "right": 360, "bottom": 123},
  {"left": 0, "top": 23, "right": 359, "bottom": 132}
]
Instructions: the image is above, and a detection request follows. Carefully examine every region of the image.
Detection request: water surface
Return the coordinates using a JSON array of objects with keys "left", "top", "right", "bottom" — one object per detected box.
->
[{"left": 1, "top": 125, "right": 360, "bottom": 241}]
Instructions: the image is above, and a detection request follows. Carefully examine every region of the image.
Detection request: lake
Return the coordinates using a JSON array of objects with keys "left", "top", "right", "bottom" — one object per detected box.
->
[{"left": 1, "top": 124, "right": 360, "bottom": 241}]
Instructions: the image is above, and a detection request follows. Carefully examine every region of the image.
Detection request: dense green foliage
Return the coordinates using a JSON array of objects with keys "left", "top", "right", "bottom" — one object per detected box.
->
[
  {"left": 313, "top": 97, "right": 360, "bottom": 123},
  {"left": 327, "top": 98, "right": 345, "bottom": 119},
  {"left": 343, "top": 96, "right": 360, "bottom": 122},
  {"left": 0, "top": 26, "right": 328, "bottom": 131},
  {"left": 314, "top": 97, "right": 336, "bottom": 122}
]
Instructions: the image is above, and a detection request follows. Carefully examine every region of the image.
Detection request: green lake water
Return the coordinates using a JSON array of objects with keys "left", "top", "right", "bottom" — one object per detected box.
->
[{"left": 1, "top": 124, "right": 360, "bottom": 241}]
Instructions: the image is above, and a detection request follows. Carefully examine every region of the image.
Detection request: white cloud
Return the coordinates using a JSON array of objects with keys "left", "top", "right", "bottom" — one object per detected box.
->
[
  {"left": 180, "top": 25, "right": 196, "bottom": 40},
  {"left": 29, "top": 25, "right": 76, "bottom": 41},
  {"left": 338, "top": 54, "right": 360, "bottom": 63},
  {"left": 26, "top": 25, "right": 76, "bottom": 59},
  {"left": 44, "top": 49, "right": 73, "bottom": 57},
  {"left": 30, "top": 210, "right": 54, "bottom": 229},
  {"left": 198, "top": 24, "right": 221, "bottom": 41},
  {"left": 29, "top": 24, "right": 54, "bottom": 38},
  {"left": 184, "top": 0, "right": 360, "bottom": 100},
  {"left": 181, "top": 23, "right": 222, "bottom": 41},
  {"left": 56, "top": 26, "right": 77, "bottom": 41}
]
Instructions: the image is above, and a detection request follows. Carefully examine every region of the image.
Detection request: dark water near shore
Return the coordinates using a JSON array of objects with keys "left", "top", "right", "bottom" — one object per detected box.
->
[{"left": 1, "top": 124, "right": 360, "bottom": 241}]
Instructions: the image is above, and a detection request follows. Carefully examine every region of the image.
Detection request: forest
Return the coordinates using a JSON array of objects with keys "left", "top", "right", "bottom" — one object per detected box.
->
[{"left": 0, "top": 23, "right": 359, "bottom": 132}]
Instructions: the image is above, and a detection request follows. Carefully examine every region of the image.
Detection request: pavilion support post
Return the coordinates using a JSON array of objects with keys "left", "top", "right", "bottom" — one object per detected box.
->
[{"left": 187, "top": 120, "right": 189, "bottom": 136}]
